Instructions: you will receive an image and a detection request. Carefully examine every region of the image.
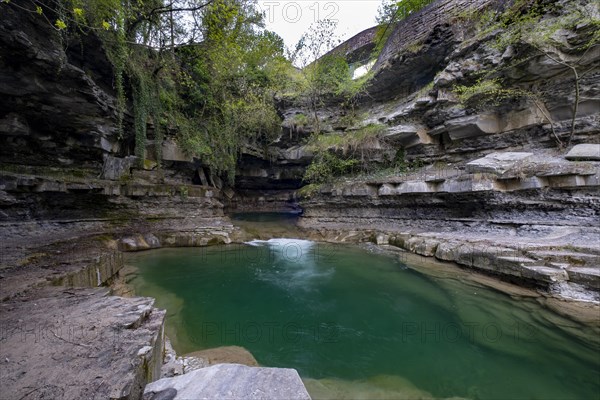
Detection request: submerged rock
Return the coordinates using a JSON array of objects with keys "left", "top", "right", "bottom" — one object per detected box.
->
[
  {"left": 184, "top": 345, "right": 259, "bottom": 367},
  {"left": 303, "top": 375, "right": 437, "bottom": 400}
]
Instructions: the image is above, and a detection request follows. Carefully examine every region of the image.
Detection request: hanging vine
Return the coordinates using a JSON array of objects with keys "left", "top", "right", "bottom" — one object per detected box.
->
[{"left": 132, "top": 71, "right": 149, "bottom": 165}]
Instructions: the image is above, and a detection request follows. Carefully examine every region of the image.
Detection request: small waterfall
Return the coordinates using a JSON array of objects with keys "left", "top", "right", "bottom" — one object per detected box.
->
[{"left": 245, "top": 238, "right": 333, "bottom": 291}]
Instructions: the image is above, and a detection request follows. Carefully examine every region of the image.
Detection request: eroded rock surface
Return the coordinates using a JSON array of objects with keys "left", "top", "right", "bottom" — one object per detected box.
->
[{"left": 0, "top": 287, "right": 165, "bottom": 400}]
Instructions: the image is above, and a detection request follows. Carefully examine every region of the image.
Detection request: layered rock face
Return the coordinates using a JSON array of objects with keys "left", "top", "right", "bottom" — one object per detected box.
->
[
  {"left": 0, "top": 3, "right": 236, "bottom": 269},
  {"left": 0, "top": 4, "right": 233, "bottom": 398},
  {"left": 293, "top": 0, "right": 600, "bottom": 297},
  {"left": 231, "top": 140, "right": 310, "bottom": 213}
]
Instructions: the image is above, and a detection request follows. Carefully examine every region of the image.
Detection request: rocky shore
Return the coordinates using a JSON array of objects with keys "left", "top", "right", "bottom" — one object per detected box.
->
[{"left": 298, "top": 148, "right": 600, "bottom": 300}]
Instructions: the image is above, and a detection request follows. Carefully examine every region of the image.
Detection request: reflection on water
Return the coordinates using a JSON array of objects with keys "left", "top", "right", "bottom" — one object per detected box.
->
[
  {"left": 130, "top": 240, "right": 600, "bottom": 400},
  {"left": 230, "top": 212, "right": 303, "bottom": 239}
]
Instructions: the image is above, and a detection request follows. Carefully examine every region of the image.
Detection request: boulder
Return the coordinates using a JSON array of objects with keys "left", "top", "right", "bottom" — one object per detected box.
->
[
  {"left": 118, "top": 234, "right": 161, "bottom": 251},
  {"left": 143, "top": 364, "right": 311, "bottom": 400},
  {"left": 184, "top": 346, "right": 258, "bottom": 367},
  {"left": 378, "top": 183, "right": 397, "bottom": 196},
  {"left": 384, "top": 124, "right": 432, "bottom": 148},
  {"left": 280, "top": 146, "right": 314, "bottom": 162}
]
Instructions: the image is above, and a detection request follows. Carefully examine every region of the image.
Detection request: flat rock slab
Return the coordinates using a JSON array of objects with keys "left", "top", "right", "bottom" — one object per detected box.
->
[
  {"left": 565, "top": 144, "right": 600, "bottom": 161},
  {"left": 0, "top": 287, "right": 165, "bottom": 400},
  {"left": 144, "top": 363, "right": 311, "bottom": 400},
  {"left": 466, "top": 152, "right": 533, "bottom": 174}
]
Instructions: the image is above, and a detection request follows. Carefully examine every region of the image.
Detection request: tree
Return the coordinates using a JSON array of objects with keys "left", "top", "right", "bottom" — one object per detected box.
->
[
  {"left": 173, "top": 0, "right": 293, "bottom": 182},
  {"left": 375, "top": 0, "right": 435, "bottom": 24},
  {"left": 494, "top": 0, "right": 600, "bottom": 147},
  {"left": 4, "top": 0, "right": 294, "bottom": 181},
  {"left": 291, "top": 19, "right": 350, "bottom": 133}
]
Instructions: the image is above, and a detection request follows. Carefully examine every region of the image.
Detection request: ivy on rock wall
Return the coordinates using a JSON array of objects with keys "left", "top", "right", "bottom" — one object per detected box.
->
[{"left": 9, "top": 0, "right": 294, "bottom": 183}]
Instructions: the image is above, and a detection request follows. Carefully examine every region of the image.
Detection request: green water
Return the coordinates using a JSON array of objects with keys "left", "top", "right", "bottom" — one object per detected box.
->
[{"left": 130, "top": 239, "right": 600, "bottom": 400}]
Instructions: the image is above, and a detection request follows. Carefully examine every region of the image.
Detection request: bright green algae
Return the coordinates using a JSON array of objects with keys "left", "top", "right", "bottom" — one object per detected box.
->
[{"left": 130, "top": 239, "right": 600, "bottom": 400}]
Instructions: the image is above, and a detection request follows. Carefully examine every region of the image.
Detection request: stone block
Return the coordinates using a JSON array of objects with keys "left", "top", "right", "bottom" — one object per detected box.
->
[
  {"left": 100, "top": 155, "right": 136, "bottom": 181},
  {"left": 567, "top": 268, "right": 600, "bottom": 289},
  {"left": 384, "top": 124, "right": 433, "bottom": 148},
  {"left": 161, "top": 139, "right": 193, "bottom": 162},
  {"left": 565, "top": 144, "right": 600, "bottom": 161},
  {"left": 143, "top": 364, "right": 311, "bottom": 400},
  {"left": 397, "top": 181, "right": 433, "bottom": 194},
  {"left": 522, "top": 266, "right": 569, "bottom": 283},
  {"left": 378, "top": 183, "right": 397, "bottom": 196}
]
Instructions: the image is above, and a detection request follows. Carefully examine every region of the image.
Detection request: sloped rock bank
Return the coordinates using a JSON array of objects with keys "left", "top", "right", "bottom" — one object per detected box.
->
[{"left": 0, "top": 287, "right": 165, "bottom": 399}]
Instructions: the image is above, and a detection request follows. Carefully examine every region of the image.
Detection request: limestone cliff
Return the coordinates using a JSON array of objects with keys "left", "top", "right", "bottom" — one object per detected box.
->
[
  {"left": 234, "top": 0, "right": 600, "bottom": 296},
  {"left": 0, "top": 3, "right": 236, "bottom": 272},
  {"left": 0, "top": 4, "right": 233, "bottom": 398}
]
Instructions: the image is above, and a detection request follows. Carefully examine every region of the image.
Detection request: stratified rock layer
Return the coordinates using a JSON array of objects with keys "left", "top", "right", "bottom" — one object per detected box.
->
[{"left": 299, "top": 152, "right": 600, "bottom": 296}]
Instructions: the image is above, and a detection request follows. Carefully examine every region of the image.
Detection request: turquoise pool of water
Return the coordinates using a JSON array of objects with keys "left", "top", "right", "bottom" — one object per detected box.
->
[{"left": 129, "top": 239, "right": 600, "bottom": 400}]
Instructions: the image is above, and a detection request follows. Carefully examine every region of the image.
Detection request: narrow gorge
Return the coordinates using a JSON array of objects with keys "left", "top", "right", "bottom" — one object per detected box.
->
[{"left": 1, "top": 0, "right": 599, "bottom": 398}]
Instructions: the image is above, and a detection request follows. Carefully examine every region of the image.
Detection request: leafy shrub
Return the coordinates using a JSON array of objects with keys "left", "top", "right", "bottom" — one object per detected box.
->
[
  {"left": 303, "top": 153, "right": 359, "bottom": 184},
  {"left": 453, "top": 78, "right": 528, "bottom": 109}
]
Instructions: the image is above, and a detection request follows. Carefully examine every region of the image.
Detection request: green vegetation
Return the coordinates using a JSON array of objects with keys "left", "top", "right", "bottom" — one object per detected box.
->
[
  {"left": 372, "top": 0, "right": 435, "bottom": 58},
  {"left": 21, "top": 0, "right": 296, "bottom": 183},
  {"left": 453, "top": 0, "right": 599, "bottom": 147},
  {"left": 376, "top": 0, "right": 435, "bottom": 25},
  {"left": 179, "top": 185, "right": 189, "bottom": 200},
  {"left": 290, "top": 19, "right": 366, "bottom": 132},
  {"left": 292, "top": 114, "right": 309, "bottom": 128},
  {"left": 297, "top": 183, "right": 322, "bottom": 198},
  {"left": 453, "top": 78, "right": 528, "bottom": 108},
  {"left": 303, "top": 152, "right": 359, "bottom": 184},
  {"left": 307, "top": 124, "right": 385, "bottom": 155},
  {"left": 303, "top": 123, "right": 398, "bottom": 184}
]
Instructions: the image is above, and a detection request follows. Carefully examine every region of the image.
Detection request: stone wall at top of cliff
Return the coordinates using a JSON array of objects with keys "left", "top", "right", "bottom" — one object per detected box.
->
[
  {"left": 321, "top": 26, "right": 379, "bottom": 65},
  {"left": 373, "top": 0, "right": 500, "bottom": 71}
]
